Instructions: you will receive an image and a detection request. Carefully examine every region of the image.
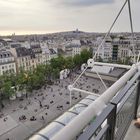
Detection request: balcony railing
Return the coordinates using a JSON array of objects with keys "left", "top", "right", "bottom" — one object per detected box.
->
[{"left": 77, "top": 72, "right": 140, "bottom": 140}]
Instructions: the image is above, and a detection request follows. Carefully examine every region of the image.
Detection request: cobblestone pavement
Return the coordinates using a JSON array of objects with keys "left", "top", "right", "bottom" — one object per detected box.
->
[{"left": 0, "top": 72, "right": 110, "bottom": 140}]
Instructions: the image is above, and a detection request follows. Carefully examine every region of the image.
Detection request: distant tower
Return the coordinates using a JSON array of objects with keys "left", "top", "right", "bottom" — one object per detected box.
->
[
  {"left": 12, "top": 33, "right": 16, "bottom": 40},
  {"left": 76, "top": 28, "right": 79, "bottom": 33},
  {"left": 12, "top": 33, "right": 15, "bottom": 36}
]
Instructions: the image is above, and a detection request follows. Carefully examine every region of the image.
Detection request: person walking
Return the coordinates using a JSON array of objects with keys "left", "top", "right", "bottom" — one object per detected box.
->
[{"left": 41, "top": 116, "right": 44, "bottom": 120}]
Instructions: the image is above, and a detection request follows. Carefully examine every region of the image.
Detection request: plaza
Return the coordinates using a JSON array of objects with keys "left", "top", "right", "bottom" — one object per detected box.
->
[{"left": 0, "top": 72, "right": 111, "bottom": 140}]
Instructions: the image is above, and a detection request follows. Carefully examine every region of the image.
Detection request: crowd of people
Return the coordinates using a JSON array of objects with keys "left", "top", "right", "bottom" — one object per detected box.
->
[{"left": 0, "top": 72, "right": 110, "bottom": 140}]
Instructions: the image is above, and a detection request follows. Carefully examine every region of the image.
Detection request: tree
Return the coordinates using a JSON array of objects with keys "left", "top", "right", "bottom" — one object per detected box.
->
[
  {"left": 16, "top": 70, "right": 33, "bottom": 96},
  {"left": 73, "top": 54, "right": 82, "bottom": 68},
  {"left": 9, "top": 73, "right": 17, "bottom": 87},
  {"left": 16, "top": 70, "right": 26, "bottom": 91},
  {"left": 0, "top": 79, "right": 5, "bottom": 109},
  {"left": 30, "top": 73, "right": 42, "bottom": 89},
  {"left": 30, "top": 65, "right": 47, "bottom": 89},
  {"left": 0, "top": 74, "right": 16, "bottom": 109},
  {"left": 45, "top": 64, "right": 53, "bottom": 81},
  {"left": 50, "top": 55, "right": 66, "bottom": 70},
  {"left": 65, "top": 56, "right": 74, "bottom": 70},
  {"left": 80, "top": 49, "right": 92, "bottom": 63},
  {"left": 1, "top": 81, "right": 15, "bottom": 99},
  {"left": 52, "top": 68, "right": 60, "bottom": 80},
  {"left": 25, "top": 71, "right": 34, "bottom": 94}
]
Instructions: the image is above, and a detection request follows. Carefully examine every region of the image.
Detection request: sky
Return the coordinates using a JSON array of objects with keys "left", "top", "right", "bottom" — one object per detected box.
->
[{"left": 0, "top": 0, "right": 139, "bottom": 35}]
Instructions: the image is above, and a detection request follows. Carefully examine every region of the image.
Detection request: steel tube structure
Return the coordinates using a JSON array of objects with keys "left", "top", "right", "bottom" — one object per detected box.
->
[
  {"left": 70, "top": 87, "right": 100, "bottom": 97},
  {"left": 51, "top": 64, "right": 138, "bottom": 140},
  {"left": 87, "top": 59, "right": 132, "bottom": 69}
]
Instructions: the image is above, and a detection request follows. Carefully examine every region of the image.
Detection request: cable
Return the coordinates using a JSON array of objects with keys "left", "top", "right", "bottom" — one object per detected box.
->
[
  {"left": 69, "top": 0, "right": 129, "bottom": 106},
  {"left": 92, "top": 67, "right": 108, "bottom": 90},
  {"left": 71, "top": 0, "right": 128, "bottom": 89},
  {"left": 72, "top": 66, "right": 88, "bottom": 86},
  {"left": 128, "top": 0, "right": 136, "bottom": 64},
  {"left": 88, "top": 0, "right": 128, "bottom": 91},
  {"left": 137, "top": 51, "right": 140, "bottom": 63},
  {"left": 93, "top": 0, "right": 128, "bottom": 61}
]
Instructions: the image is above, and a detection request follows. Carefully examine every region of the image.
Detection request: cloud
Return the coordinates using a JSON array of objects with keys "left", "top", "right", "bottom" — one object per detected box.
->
[
  {"left": 51, "top": 0, "right": 115, "bottom": 7},
  {"left": 0, "top": 0, "right": 139, "bottom": 35},
  {"left": 66, "top": 0, "right": 114, "bottom": 6}
]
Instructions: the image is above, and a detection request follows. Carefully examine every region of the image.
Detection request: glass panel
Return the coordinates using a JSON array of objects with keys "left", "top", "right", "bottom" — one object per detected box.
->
[
  {"left": 39, "top": 122, "right": 64, "bottom": 139},
  {"left": 114, "top": 84, "right": 137, "bottom": 140},
  {"left": 79, "top": 99, "right": 93, "bottom": 105},
  {"left": 69, "top": 104, "right": 87, "bottom": 114},
  {"left": 56, "top": 112, "right": 77, "bottom": 125},
  {"left": 86, "top": 95, "right": 97, "bottom": 100},
  {"left": 30, "top": 135, "right": 46, "bottom": 140}
]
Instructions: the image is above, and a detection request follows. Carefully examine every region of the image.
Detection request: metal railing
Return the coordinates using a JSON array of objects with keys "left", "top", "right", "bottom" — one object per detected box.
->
[{"left": 77, "top": 72, "right": 140, "bottom": 140}]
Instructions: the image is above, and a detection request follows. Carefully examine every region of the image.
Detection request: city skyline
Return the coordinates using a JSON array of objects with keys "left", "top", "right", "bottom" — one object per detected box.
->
[{"left": 0, "top": 0, "right": 140, "bottom": 35}]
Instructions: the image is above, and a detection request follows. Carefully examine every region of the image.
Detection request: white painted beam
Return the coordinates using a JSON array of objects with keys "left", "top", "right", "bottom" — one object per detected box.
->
[
  {"left": 87, "top": 59, "right": 131, "bottom": 69},
  {"left": 51, "top": 64, "right": 137, "bottom": 140},
  {"left": 69, "top": 86, "right": 100, "bottom": 97}
]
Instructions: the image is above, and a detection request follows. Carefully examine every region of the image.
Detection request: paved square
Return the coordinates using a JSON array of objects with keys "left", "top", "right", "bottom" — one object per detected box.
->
[
  {"left": 0, "top": 115, "right": 18, "bottom": 136},
  {"left": 0, "top": 72, "right": 111, "bottom": 140}
]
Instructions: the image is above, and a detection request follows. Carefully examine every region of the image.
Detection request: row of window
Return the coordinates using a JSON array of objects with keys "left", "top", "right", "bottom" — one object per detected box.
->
[
  {"left": 121, "top": 50, "right": 128, "bottom": 57},
  {"left": 0, "top": 53, "right": 11, "bottom": 58},
  {"left": 19, "top": 65, "right": 35, "bottom": 71},
  {"left": 0, "top": 58, "right": 14, "bottom": 63},
  {"left": 20, "top": 57, "right": 43, "bottom": 64},
  {"left": 1, "top": 64, "right": 15, "bottom": 70},
  {"left": 1, "top": 69, "right": 15, "bottom": 75},
  {"left": 21, "top": 57, "right": 30, "bottom": 61},
  {"left": 104, "top": 53, "right": 110, "bottom": 57}
]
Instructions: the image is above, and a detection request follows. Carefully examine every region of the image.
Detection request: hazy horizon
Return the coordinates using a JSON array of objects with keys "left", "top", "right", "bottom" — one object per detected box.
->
[
  {"left": 1, "top": 30, "right": 140, "bottom": 37},
  {"left": 0, "top": 0, "right": 140, "bottom": 35}
]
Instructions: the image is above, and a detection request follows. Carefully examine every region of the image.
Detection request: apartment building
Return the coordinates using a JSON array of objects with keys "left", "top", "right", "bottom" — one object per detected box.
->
[
  {"left": 30, "top": 44, "right": 43, "bottom": 65},
  {"left": 10, "top": 47, "right": 36, "bottom": 72},
  {"left": 93, "top": 37, "right": 112, "bottom": 62},
  {"left": 0, "top": 50, "right": 16, "bottom": 75},
  {"left": 65, "top": 45, "right": 73, "bottom": 57},
  {"left": 49, "top": 48, "right": 58, "bottom": 60},
  {"left": 112, "top": 37, "right": 131, "bottom": 61}
]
